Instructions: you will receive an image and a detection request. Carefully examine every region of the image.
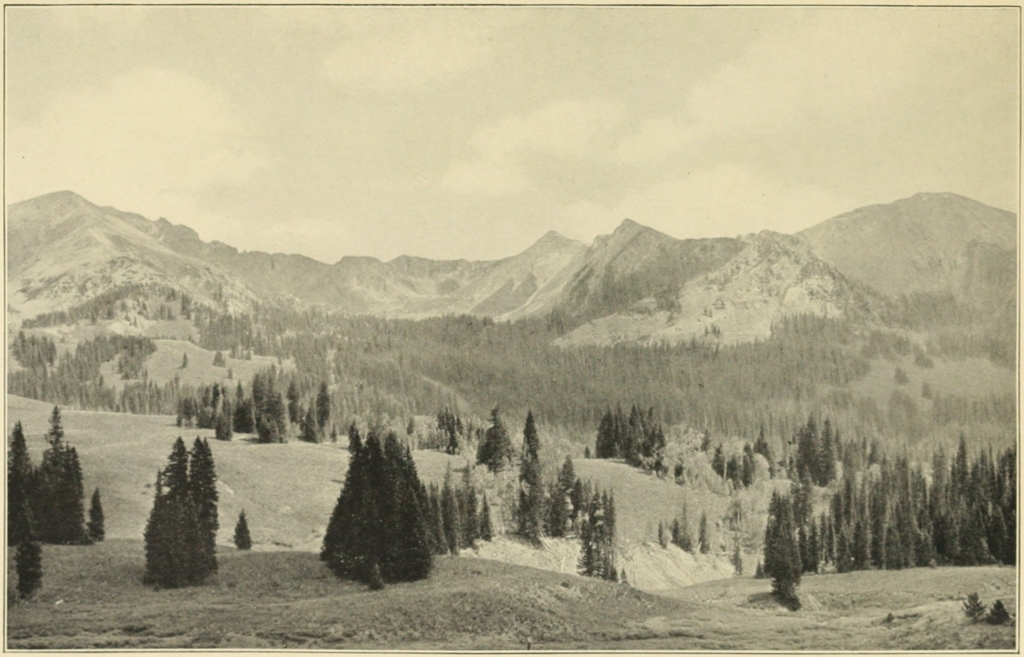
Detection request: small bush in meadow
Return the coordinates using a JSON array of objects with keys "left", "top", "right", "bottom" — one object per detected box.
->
[{"left": 962, "top": 593, "right": 986, "bottom": 622}]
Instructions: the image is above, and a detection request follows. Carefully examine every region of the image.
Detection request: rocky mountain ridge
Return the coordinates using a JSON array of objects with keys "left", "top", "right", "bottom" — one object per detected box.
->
[{"left": 6, "top": 190, "right": 1016, "bottom": 345}]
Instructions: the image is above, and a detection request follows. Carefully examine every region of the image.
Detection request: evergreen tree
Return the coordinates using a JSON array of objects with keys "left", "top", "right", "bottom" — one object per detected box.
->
[
  {"left": 234, "top": 510, "right": 253, "bottom": 549},
  {"left": 763, "top": 491, "right": 801, "bottom": 606},
  {"left": 477, "top": 407, "right": 514, "bottom": 472},
  {"left": 286, "top": 381, "right": 301, "bottom": 424},
  {"left": 215, "top": 408, "right": 233, "bottom": 441},
  {"left": 189, "top": 438, "right": 219, "bottom": 576},
  {"left": 87, "top": 488, "right": 105, "bottom": 542},
  {"left": 480, "top": 493, "right": 494, "bottom": 541},
  {"left": 699, "top": 511, "right": 710, "bottom": 554},
  {"left": 143, "top": 438, "right": 215, "bottom": 588},
  {"left": 516, "top": 410, "right": 544, "bottom": 543},
  {"left": 732, "top": 540, "right": 744, "bottom": 575},
  {"left": 441, "top": 466, "right": 462, "bottom": 554},
  {"left": 460, "top": 466, "right": 480, "bottom": 547},
  {"left": 316, "top": 381, "right": 331, "bottom": 433},
  {"left": 15, "top": 536, "right": 42, "bottom": 599},
  {"left": 546, "top": 456, "right": 576, "bottom": 538},
  {"left": 321, "top": 428, "right": 433, "bottom": 587},
  {"left": 595, "top": 408, "right": 616, "bottom": 459},
  {"left": 8, "top": 421, "right": 34, "bottom": 546},
  {"left": 34, "top": 408, "right": 89, "bottom": 545},
  {"left": 301, "top": 404, "right": 319, "bottom": 443}
]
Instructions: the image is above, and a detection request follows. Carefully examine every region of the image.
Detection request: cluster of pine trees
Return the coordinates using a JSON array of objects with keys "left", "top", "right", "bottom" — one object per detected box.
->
[
  {"left": 710, "top": 443, "right": 761, "bottom": 489},
  {"left": 594, "top": 405, "right": 667, "bottom": 472},
  {"left": 8, "top": 407, "right": 102, "bottom": 546},
  {"left": 175, "top": 372, "right": 332, "bottom": 444},
  {"left": 421, "top": 465, "right": 493, "bottom": 556},
  {"left": 761, "top": 431, "right": 1016, "bottom": 606},
  {"left": 788, "top": 415, "right": 839, "bottom": 486},
  {"left": 657, "top": 506, "right": 709, "bottom": 554},
  {"left": 143, "top": 437, "right": 219, "bottom": 588},
  {"left": 823, "top": 436, "right": 1016, "bottom": 573},
  {"left": 176, "top": 382, "right": 233, "bottom": 441},
  {"left": 8, "top": 408, "right": 105, "bottom": 598},
  {"left": 320, "top": 426, "right": 432, "bottom": 589},
  {"left": 577, "top": 489, "right": 618, "bottom": 581}
]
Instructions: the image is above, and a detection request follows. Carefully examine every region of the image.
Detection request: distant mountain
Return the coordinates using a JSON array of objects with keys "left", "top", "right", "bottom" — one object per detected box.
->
[
  {"left": 6, "top": 190, "right": 1016, "bottom": 346},
  {"left": 799, "top": 192, "right": 1016, "bottom": 301},
  {"left": 5, "top": 191, "right": 587, "bottom": 322},
  {"left": 557, "top": 231, "right": 883, "bottom": 346},
  {"left": 562, "top": 219, "right": 745, "bottom": 321},
  {"left": 6, "top": 191, "right": 261, "bottom": 322}
]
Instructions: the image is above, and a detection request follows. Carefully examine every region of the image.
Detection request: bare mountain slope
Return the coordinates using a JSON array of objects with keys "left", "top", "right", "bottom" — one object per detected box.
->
[
  {"left": 558, "top": 231, "right": 883, "bottom": 346},
  {"left": 6, "top": 192, "right": 588, "bottom": 321},
  {"left": 799, "top": 192, "right": 1017, "bottom": 300},
  {"left": 563, "top": 219, "right": 745, "bottom": 320},
  {"left": 6, "top": 191, "right": 261, "bottom": 322}
]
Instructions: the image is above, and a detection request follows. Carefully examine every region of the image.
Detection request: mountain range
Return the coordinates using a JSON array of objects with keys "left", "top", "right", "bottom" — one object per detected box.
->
[{"left": 6, "top": 190, "right": 1017, "bottom": 345}]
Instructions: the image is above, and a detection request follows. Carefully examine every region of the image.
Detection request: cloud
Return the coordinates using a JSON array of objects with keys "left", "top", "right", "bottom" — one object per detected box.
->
[
  {"left": 614, "top": 11, "right": 918, "bottom": 163},
  {"left": 323, "top": 12, "right": 499, "bottom": 92},
  {"left": 441, "top": 160, "right": 530, "bottom": 197},
  {"left": 443, "top": 99, "right": 626, "bottom": 195},
  {"left": 616, "top": 117, "right": 691, "bottom": 165},
  {"left": 560, "top": 164, "right": 853, "bottom": 241},
  {"left": 6, "top": 67, "right": 265, "bottom": 222}
]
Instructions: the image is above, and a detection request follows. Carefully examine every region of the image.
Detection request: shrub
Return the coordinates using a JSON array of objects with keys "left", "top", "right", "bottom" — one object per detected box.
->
[
  {"left": 962, "top": 592, "right": 987, "bottom": 622},
  {"left": 987, "top": 600, "right": 1011, "bottom": 625}
]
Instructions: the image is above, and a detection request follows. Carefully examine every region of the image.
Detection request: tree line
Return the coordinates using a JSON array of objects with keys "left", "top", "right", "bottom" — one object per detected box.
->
[{"left": 761, "top": 427, "right": 1015, "bottom": 608}]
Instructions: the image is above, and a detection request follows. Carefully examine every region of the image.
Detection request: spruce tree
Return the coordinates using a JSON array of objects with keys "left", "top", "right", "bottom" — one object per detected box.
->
[
  {"left": 144, "top": 438, "right": 217, "bottom": 588},
  {"left": 34, "top": 408, "right": 89, "bottom": 545},
  {"left": 699, "top": 511, "right": 710, "bottom": 554},
  {"left": 8, "top": 421, "right": 34, "bottom": 546},
  {"left": 234, "top": 511, "right": 253, "bottom": 549},
  {"left": 480, "top": 493, "right": 494, "bottom": 541},
  {"left": 461, "top": 466, "right": 480, "bottom": 547},
  {"left": 763, "top": 491, "right": 801, "bottom": 606},
  {"left": 321, "top": 428, "right": 433, "bottom": 587},
  {"left": 87, "top": 488, "right": 105, "bottom": 542},
  {"left": 441, "top": 465, "right": 462, "bottom": 554},
  {"left": 301, "top": 404, "right": 319, "bottom": 443},
  {"left": 286, "top": 381, "right": 301, "bottom": 424},
  {"left": 316, "top": 382, "right": 331, "bottom": 433},
  {"left": 15, "top": 536, "right": 42, "bottom": 599},
  {"left": 189, "top": 438, "right": 219, "bottom": 576},
  {"left": 516, "top": 410, "right": 544, "bottom": 544},
  {"left": 477, "top": 407, "right": 514, "bottom": 472}
]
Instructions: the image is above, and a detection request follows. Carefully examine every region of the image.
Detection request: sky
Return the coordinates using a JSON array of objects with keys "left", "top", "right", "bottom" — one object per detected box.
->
[{"left": 5, "top": 6, "right": 1019, "bottom": 263}]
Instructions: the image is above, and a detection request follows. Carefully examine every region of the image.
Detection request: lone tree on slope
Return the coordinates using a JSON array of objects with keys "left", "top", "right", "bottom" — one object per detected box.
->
[
  {"left": 234, "top": 511, "right": 253, "bottom": 550},
  {"left": 87, "top": 488, "right": 105, "bottom": 542}
]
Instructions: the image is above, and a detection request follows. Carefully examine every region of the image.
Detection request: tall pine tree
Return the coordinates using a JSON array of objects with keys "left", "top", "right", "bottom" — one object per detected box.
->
[
  {"left": 516, "top": 410, "right": 544, "bottom": 544},
  {"left": 8, "top": 421, "right": 34, "bottom": 546}
]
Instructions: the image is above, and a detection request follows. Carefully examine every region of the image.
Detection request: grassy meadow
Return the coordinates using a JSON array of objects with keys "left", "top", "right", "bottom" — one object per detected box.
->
[{"left": 6, "top": 540, "right": 1015, "bottom": 650}]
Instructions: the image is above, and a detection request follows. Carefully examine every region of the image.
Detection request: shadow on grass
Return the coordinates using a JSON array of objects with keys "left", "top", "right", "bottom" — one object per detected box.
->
[{"left": 746, "top": 590, "right": 801, "bottom": 612}]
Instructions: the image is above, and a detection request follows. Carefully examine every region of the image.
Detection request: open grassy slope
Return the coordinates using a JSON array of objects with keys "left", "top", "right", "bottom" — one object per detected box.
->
[
  {"left": 7, "top": 541, "right": 1015, "bottom": 650},
  {"left": 634, "top": 565, "right": 1017, "bottom": 651},
  {"left": 6, "top": 395, "right": 781, "bottom": 590},
  {"left": 6, "top": 395, "right": 464, "bottom": 552},
  {"left": 5, "top": 541, "right": 681, "bottom": 650}
]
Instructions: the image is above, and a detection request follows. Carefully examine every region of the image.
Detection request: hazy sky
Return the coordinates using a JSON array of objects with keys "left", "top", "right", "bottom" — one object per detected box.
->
[{"left": 6, "top": 6, "right": 1019, "bottom": 262}]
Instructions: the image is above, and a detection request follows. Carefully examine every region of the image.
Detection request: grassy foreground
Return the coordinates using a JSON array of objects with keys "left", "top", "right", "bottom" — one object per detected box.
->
[{"left": 6, "top": 540, "right": 1017, "bottom": 651}]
